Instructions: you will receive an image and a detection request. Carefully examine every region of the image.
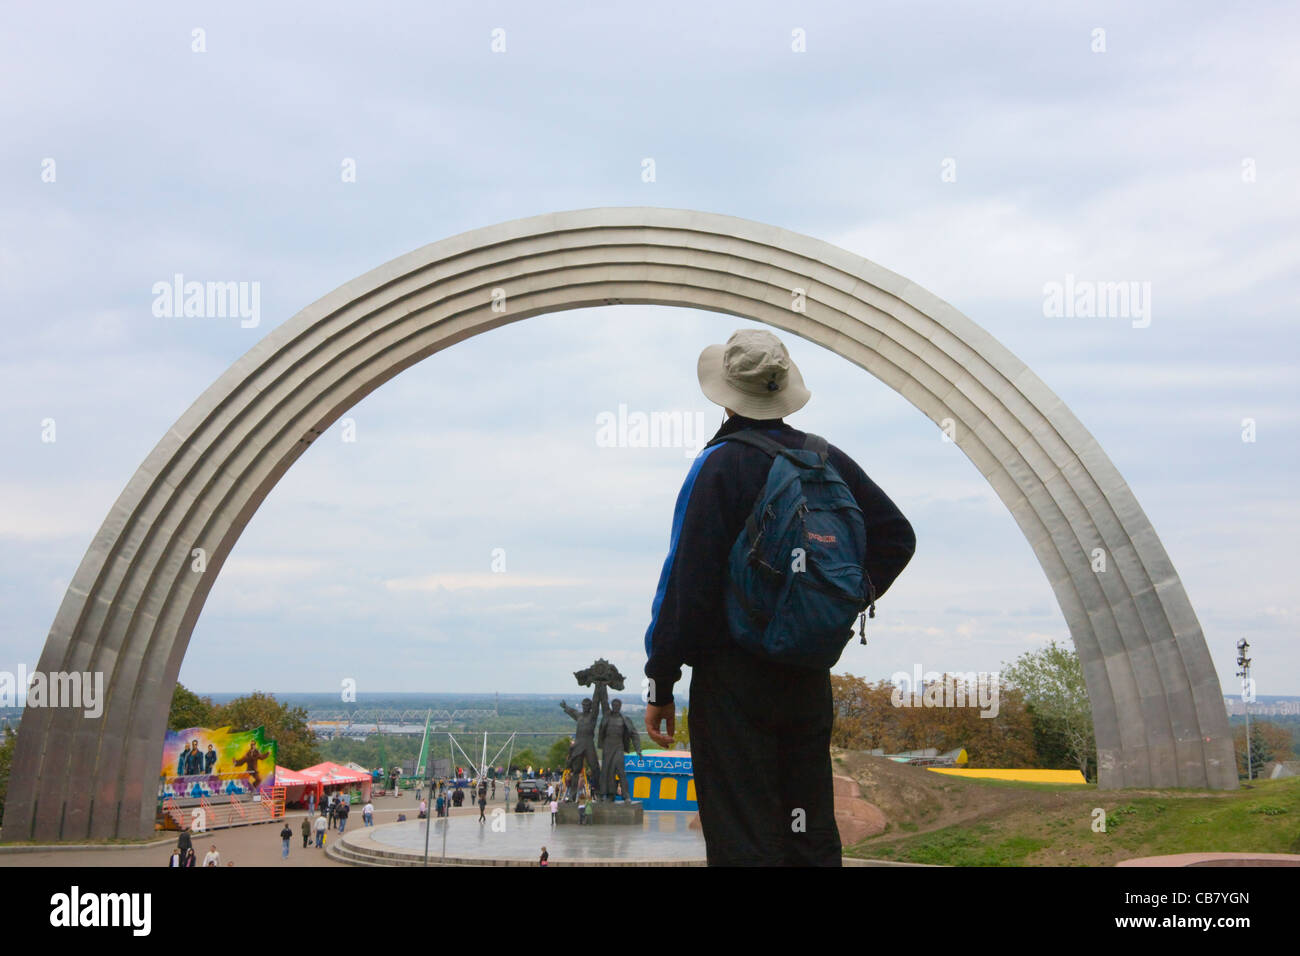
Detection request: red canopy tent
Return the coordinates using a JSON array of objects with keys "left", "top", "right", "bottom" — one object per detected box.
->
[
  {"left": 272, "top": 765, "right": 313, "bottom": 807},
  {"left": 298, "top": 761, "right": 372, "bottom": 803},
  {"left": 275, "top": 766, "right": 312, "bottom": 787}
]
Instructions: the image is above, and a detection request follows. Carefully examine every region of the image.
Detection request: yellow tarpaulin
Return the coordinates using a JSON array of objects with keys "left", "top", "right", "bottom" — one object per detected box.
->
[{"left": 928, "top": 768, "right": 1088, "bottom": 784}]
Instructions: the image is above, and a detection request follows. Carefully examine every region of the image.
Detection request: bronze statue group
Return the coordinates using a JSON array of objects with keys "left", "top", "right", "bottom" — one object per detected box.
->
[{"left": 559, "top": 659, "right": 642, "bottom": 804}]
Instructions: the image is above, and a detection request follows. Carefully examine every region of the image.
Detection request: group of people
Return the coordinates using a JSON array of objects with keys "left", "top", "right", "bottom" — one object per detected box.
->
[
  {"left": 167, "top": 788, "right": 380, "bottom": 864},
  {"left": 169, "top": 829, "right": 226, "bottom": 867},
  {"left": 304, "top": 792, "right": 373, "bottom": 847},
  {"left": 410, "top": 779, "right": 501, "bottom": 822},
  {"left": 520, "top": 767, "right": 561, "bottom": 781},
  {"left": 291, "top": 790, "right": 377, "bottom": 851}
]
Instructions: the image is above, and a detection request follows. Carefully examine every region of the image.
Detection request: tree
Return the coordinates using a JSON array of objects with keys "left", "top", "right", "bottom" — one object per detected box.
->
[
  {"left": 1002, "top": 640, "right": 1095, "bottom": 780},
  {"left": 0, "top": 725, "right": 15, "bottom": 820},
  {"left": 673, "top": 708, "right": 690, "bottom": 749},
  {"left": 509, "top": 749, "right": 539, "bottom": 773},
  {"left": 168, "top": 683, "right": 216, "bottom": 731},
  {"left": 321, "top": 735, "right": 420, "bottom": 771},
  {"left": 829, "top": 673, "right": 1037, "bottom": 768},
  {"left": 544, "top": 736, "right": 571, "bottom": 769},
  {"left": 1234, "top": 722, "right": 1289, "bottom": 779},
  {"left": 1248, "top": 728, "right": 1272, "bottom": 780},
  {"left": 212, "top": 691, "right": 320, "bottom": 770}
]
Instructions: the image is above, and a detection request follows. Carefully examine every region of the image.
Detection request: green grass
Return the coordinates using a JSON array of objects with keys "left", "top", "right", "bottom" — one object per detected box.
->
[
  {"left": 847, "top": 776, "right": 1300, "bottom": 866},
  {"left": 879, "top": 824, "right": 1049, "bottom": 866}
]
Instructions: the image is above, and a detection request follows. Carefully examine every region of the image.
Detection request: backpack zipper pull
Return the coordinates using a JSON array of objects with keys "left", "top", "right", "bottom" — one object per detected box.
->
[
  {"left": 858, "top": 610, "right": 868, "bottom": 645},
  {"left": 859, "top": 584, "right": 876, "bottom": 644}
]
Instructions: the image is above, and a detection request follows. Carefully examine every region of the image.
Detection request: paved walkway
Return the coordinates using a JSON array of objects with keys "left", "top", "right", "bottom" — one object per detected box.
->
[{"left": 0, "top": 791, "right": 494, "bottom": 868}]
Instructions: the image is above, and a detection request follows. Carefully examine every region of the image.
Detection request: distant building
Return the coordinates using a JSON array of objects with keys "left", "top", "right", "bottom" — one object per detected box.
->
[{"left": 867, "top": 747, "right": 968, "bottom": 767}]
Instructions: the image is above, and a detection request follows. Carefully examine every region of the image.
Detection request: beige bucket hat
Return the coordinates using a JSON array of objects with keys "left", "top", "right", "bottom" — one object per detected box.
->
[{"left": 697, "top": 329, "right": 811, "bottom": 419}]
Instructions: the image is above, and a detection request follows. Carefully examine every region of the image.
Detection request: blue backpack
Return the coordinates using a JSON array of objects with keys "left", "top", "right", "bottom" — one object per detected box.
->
[{"left": 705, "top": 429, "right": 877, "bottom": 669}]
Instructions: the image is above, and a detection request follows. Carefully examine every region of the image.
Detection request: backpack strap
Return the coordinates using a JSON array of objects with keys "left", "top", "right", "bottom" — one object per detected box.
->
[
  {"left": 703, "top": 428, "right": 788, "bottom": 458},
  {"left": 706, "top": 428, "right": 830, "bottom": 460}
]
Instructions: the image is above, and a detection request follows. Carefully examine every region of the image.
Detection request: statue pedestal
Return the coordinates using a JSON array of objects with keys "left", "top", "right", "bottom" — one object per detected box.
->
[
  {"left": 590, "top": 800, "right": 643, "bottom": 825},
  {"left": 555, "top": 799, "right": 643, "bottom": 825}
]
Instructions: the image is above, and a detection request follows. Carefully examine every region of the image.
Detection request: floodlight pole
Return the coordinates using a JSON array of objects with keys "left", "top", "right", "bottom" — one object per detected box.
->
[
  {"left": 441, "top": 732, "right": 451, "bottom": 863},
  {"left": 505, "top": 733, "right": 516, "bottom": 811},
  {"left": 422, "top": 788, "right": 432, "bottom": 867},
  {"left": 1236, "top": 638, "right": 1254, "bottom": 780},
  {"left": 1245, "top": 698, "right": 1253, "bottom": 781}
]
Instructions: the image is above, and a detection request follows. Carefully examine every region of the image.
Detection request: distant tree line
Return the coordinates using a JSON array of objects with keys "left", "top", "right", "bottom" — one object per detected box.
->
[
  {"left": 831, "top": 642, "right": 1092, "bottom": 776},
  {"left": 832, "top": 641, "right": 1299, "bottom": 782}
]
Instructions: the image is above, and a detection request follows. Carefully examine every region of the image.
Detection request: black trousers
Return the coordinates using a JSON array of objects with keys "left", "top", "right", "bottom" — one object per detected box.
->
[{"left": 689, "top": 642, "right": 841, "bottom": 866}]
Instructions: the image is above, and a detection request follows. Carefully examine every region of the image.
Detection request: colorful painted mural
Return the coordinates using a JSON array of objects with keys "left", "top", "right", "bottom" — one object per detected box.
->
[{"left": 159, "top": 725, "right": 277, "bottom": 799}]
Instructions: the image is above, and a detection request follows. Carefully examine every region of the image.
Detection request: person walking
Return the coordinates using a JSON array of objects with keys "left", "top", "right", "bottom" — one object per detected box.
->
[
  {"left": 338, "top": 799, "right": 350, "bottom": 834},
  {"left": 549, "top": 798, "right": 558, "bottom": 826},
  {"left": 539, "top": 846, "right": 549, "bottom": 868},
  {"left": 301, "top": 814, "right": 312, "bottom": 848},
  {"left": 363, "top": 800, "right": 374, "bottom": 826},
  {"left": 202, "top": 844, "right": 221, "bottom": 867},
  {"left": 478, "top": 792, "right": 487, "bottom": 824},
  {"left": 643, "top": 329, "right": 915, "bottom": 867},
  {"left": 280, "top": 823, "right": 293, "bottom": 859},
  {"left": 314, "top": 813, "right": 327, "bottom": 848}
]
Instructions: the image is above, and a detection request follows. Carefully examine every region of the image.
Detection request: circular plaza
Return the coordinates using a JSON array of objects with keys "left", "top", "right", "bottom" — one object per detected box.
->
[{"left": 332, "top": 810, "right": 706, "bottom": 866}]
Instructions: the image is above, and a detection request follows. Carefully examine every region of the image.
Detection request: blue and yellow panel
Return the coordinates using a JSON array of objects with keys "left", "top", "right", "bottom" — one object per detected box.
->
[{"left": 621, "top": 751, "right": 696, "bottom": 811}]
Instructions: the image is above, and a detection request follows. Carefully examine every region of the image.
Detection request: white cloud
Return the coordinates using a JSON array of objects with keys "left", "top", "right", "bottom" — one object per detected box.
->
[{"left": 383, "top": 573, "right": 589, "bottom": 592}]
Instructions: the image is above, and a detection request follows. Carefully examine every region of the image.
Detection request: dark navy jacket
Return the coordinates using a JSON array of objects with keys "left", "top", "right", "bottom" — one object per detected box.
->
[{"left": 643, "top": 414, "right": 916, "bottom": 705}]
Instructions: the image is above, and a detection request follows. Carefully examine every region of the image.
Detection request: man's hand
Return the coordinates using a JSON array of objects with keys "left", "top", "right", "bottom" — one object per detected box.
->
[{"left": 644, "top": 703, "right": 676, "bottom": 749}]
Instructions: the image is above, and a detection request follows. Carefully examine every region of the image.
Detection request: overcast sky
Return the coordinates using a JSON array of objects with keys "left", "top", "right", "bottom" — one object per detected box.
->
[{"left": 1, "top": 1, "right": 1296, "bottom": 699}]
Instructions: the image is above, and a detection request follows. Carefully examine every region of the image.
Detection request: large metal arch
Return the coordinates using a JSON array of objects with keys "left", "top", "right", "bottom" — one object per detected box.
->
[{"left": 3, "top": 207, "right": 1235, "bottom": 841}]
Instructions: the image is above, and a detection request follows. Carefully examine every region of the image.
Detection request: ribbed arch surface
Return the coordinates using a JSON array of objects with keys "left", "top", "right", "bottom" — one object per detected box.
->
[{"left": 3, "top": 207, "right": 1235, "bottom": 842}]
